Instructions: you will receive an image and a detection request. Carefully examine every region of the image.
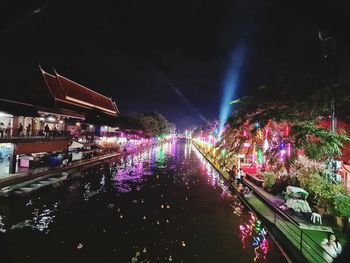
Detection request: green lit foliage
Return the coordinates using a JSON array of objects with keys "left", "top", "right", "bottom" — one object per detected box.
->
[
  {"left": 262, "top": 172, "right": 277, "bottom": 188},
  {"left": 296, "top": 166, "right": 346, "bottom": 207},
  {"left": 333, "top": 194, "right": 350, "bottom": 218}
]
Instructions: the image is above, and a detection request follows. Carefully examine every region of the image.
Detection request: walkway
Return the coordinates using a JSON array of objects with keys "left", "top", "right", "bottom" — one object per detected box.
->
[
  {"left": 193, "top": 143, "right": 334, "bottom": 263},
  {"left": 244, "top": 179, "right": 332, "bottom": 232}
]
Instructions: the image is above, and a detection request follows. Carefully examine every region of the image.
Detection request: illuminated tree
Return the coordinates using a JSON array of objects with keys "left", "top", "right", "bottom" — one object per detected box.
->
[{"left": 220, "top": 83, "right": 349, "bottom": 170}]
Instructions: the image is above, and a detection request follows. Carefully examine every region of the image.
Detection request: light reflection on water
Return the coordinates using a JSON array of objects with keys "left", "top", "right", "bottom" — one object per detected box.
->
[
  {"left": 7, "top": 201, "right": 60, "bottom": 234},
  {"left": 31, "top": 202, "right": 59, "bottom": 233},
  {"left": 193, "top": 145, "right": 232, "bottom": 198},
  {"left": 83, "top": 174, "right": 106, "bottom": 200},
  {"left": 192, "top": 144, "right": 271, "bottom": 261},
  {"left": 0, "top": 141, "right": 285, "bottom": 263},
  {"left": 113, "top": 142, "right": 177, "bottom": 193}
]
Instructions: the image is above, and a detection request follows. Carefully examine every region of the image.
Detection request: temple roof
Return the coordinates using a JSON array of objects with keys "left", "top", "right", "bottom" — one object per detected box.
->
[{"left": 40, "top": 67, "right": 119, "bottom": 117}]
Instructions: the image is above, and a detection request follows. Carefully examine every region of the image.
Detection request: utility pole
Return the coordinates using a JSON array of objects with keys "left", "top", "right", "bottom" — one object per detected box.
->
[
  {"left": 319, "top": 31, "right": 338, "bottom": 132},
  {"left": 330, "top": 38, "right": 338, "bottom": 134},
  {"left": 319, "top": 31, "right": 338, "bottom": 182}
]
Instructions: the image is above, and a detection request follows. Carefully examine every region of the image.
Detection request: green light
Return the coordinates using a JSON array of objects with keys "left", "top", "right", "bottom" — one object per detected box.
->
[
  {"left": 156, "top": 146, "right": 165, "bottom": 165},
  {"left": 257, "top": 148, "right": 263, "bottom": 164}
]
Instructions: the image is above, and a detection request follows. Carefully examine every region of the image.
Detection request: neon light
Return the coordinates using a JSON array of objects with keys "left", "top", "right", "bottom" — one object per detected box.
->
[
  {"left": 263, "top": 139, "right": 269, "bottom": 152},
  {"left": 257, "top": 149, "right": 263, "bottom": 164}
]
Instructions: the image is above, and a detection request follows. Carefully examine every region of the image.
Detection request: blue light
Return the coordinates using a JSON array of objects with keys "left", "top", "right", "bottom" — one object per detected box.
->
[{"left": 218, "top": 43, "right": 245, "bottom": 136}]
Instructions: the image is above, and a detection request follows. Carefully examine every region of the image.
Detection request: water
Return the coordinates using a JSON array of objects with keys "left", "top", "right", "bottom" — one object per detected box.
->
[{"left": 0, "top": 141, "right": 286, "bottom": 263}]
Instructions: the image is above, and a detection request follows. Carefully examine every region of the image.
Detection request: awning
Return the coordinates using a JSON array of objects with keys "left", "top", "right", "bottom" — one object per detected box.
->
[
  {"left": 286, "top": 186, "right": 309, "bottom": 200},
  {"left": 41, "top": 68, "right": 119, "bottom": 117},
  {"left": 37, "top": 106, "right": 85, "bottom": 120}
]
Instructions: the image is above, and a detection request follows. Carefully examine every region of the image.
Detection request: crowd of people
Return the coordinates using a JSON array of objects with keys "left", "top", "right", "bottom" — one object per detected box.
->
[{"left": 0, "top": 122, "right": 65, "bottom": 138}]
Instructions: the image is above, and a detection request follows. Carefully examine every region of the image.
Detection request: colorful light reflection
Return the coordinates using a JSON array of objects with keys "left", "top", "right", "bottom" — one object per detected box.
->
[{"left": 239, "top": 212, "right": 269, "bottom": 262}]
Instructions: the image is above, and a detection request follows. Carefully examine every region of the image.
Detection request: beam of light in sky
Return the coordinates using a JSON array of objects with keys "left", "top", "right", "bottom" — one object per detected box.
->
[
  {"left": 171, "top": 84, "right": 207, "bottom": 123},
  {"left": 155, "top": 67, "right": 208, "bottom": 124},
  {"left": 218, "top": 43, "right": 245, "bottom": 136},
  {"left": 1, "top": 0, "right": 54, "bottom": 33}
]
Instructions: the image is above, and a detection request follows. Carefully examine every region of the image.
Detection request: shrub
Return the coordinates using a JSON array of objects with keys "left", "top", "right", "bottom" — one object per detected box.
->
[
  {"left": 296, "top": 166, "right": 346, "bottom": 208},
  {"left": 262, "top": 172, "right": 277, "bottom": 188},
  {"left": 333, "top": 194, "right": 350, "bottom": 218},
  {"left": 271, "top": 175, "right": 292, "bottom": 195},
  {"left": 296, "top": 166, "right": 322, "bottom": 190}
]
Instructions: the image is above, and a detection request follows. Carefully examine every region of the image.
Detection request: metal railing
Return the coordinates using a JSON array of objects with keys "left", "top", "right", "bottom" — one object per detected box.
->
[
  {"left": 193, "top": 142, "right": 335, "bottom": 263},
  {"left": 270, "top": 205, "right": 332, "bottom": 263},
  {"left": 241, "top": 177, "right": 337, "bottom": 263},
  {"left": 0, "top": 128, "right": 69, "bottom": 139}
]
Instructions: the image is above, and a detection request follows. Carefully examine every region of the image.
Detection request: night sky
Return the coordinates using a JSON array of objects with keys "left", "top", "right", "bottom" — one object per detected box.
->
[{"left": 1, "top": 0, "right": 349, "bottom": 129}]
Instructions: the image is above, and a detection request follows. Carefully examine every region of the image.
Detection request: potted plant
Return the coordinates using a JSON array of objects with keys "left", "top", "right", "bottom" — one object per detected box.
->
[
  {"left": 262, "top": 172, "right": 276, "bottom": 191},
  {"left": 333, "top": 194, "right": 350, "bottom": 229}
]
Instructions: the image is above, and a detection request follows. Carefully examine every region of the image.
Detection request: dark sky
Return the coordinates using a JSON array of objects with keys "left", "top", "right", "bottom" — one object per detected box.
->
[{"left": 1, "top": 0, "right": 350, "bottom": 129}]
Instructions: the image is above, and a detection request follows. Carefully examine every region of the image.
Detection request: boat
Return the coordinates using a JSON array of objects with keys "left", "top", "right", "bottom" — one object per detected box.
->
[{"left": 12, "top": 172, "right": 68, "bottom": 196}]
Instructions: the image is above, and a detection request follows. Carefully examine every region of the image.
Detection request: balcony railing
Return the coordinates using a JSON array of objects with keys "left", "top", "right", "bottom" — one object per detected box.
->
[
  {"left": 0, "top": 128, "right": 122, "bottom": 144},
  {"left": 0, "top": 128, "right": 70, "bottom": 142}
]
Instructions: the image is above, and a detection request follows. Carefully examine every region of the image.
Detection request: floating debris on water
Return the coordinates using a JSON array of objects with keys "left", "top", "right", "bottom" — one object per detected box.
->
[
  {"left": 0, "top": 215, "right": 6, "bottom": 233},
  {"left": 25, "top": 200, "right": 33, "bottom": 206},
  {"left": 10, "top": 219, "right": 32, "bottom": 230}
]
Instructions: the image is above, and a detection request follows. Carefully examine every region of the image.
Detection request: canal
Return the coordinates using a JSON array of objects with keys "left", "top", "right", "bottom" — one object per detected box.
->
[{"left": 0, "top": 141, "right": 287, "bottom": 263}]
